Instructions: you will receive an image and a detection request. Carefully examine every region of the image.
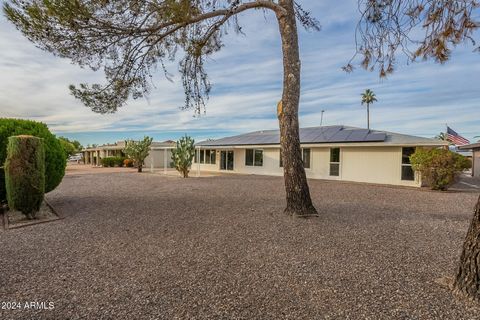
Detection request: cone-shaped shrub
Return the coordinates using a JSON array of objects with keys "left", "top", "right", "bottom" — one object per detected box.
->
[
  {"left": 0, "top": 119, "right": 65, "bottom": 202},
  {"left": 0, "top": 167, "right": 5, "bottom": 203},
  {"left": 5, "top": 135, "right": 45, "bottom": 219}
]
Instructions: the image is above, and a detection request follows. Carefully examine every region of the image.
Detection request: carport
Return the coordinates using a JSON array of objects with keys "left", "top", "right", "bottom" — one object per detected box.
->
[{"left": 459, "top": 142, "right": 480, "bottom": 177}]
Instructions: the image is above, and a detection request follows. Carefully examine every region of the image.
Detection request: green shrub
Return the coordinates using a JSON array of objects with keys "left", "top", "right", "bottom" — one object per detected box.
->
[
  {"left": 101, "top": 157, "right": 115, "bottom": 167},
  {"left": 0, "top": 119, "right": 65, "bottom": 202},
  {"left": 5, "top": 136, "right": 45, "bottom": 219},
  {"left": 112, "top": 156, "right": 126, "bottom": 167},
  {"left": 171, "top": 135, "right": 195, "bottom": 178},
  {"left": 410, "top": 148, "right": 472, "bottom": 190},
  {"left": 0, "top": 167, "right": 5, "bottom": 203}
]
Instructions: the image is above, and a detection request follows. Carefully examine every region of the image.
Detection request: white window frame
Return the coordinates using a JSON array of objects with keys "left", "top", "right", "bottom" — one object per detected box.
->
[
  {"left": 329, "top": 148, "right": 341, "bottom": 177},
  {"left": 401, "top": 147, "right": 415, "bottom": 181},
  {"left": 245, "top": 148, "right": 263, "bottom": 167},
  {"left": 195, "top": 149, "right": 216, "bottom": 165}
]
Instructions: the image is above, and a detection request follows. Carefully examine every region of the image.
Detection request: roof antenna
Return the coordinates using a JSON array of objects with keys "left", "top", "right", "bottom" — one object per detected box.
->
[{"left": 320, "top": 110, "right": 325, "bottom": 126}]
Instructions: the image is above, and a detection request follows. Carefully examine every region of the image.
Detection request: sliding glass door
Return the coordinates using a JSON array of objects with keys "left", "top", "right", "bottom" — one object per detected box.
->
[{"left": 220, "top": 150, "right": 234, "bottom": 171}]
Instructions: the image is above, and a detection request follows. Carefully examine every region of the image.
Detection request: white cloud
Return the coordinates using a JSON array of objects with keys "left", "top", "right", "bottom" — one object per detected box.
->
[{"left": 0, "top": 2, "right": 478, "bottom": 145}]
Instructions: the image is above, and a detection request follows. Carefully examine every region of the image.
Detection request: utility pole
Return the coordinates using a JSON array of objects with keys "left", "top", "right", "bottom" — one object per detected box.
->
[{"left": 320, "top": 110, "right": 325, "bottom": 126}]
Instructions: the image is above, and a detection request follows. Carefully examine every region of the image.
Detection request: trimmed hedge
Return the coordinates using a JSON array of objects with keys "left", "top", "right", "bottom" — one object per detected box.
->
[
  {"left": 0, "top": 168, "right": 5, "bottom": 202},
  {"left": 101, "top": 157, "right": 115, "bottom": 167},
  {"left": 0, "top": 118, "right": 66, "bottom": 201},
  {"left": 101, "top": 156, "right": 126, "bottom": 167},
  {"left": 5, "top": 135, "right": 45, "bottom": 218}
]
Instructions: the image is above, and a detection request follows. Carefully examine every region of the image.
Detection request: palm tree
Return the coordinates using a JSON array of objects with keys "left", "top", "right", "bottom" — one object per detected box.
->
[{"left": 361, "top": 89, "right": 377, "bottom": 130}]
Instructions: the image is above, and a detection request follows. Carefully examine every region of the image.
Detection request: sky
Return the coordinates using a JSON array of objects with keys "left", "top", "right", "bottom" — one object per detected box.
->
[{"left": 0, "top": 1, "right": 478, "bottom": 146}]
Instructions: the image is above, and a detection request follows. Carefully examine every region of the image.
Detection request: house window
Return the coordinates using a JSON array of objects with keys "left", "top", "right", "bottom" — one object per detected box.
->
[
  {"left": 195, "top": 149, "right": 216, "bottom": 164},
  {"left": 303, "top": 148, "right": 311, "bottom": 169},
  {"left": 330, "top": 148, "right": 340, "bottom": 176},
  {"left": 401, "top": 147, "right": 415, "bottom": 181},
  {"left": 246, "top": 149, "right": 263, "bottom": 166},
  {"left": 279, "top": 148, "right": 311, "bottom": 168}
]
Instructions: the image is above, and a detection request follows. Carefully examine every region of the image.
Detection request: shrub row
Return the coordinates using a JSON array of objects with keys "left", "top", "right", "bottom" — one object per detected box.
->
[{"left": 101, "top": 156, "right": 127, "bottom": 167}]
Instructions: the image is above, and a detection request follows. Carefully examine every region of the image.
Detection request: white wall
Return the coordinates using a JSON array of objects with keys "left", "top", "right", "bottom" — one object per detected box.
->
[
  {"left": 195, "top": 146, "right": 420, "bottom": 187},
  {"left": 474, "top": 150, "right": 480, "bottom": 177},
  {"left": 341, "top": 147, "right": 419, "bottom": 187},
  {"left": 144, "top": 149, "right": 172, "bottom": 169},
  {"left": 233, "top": 148, "right": 283, "bottom": 176}
]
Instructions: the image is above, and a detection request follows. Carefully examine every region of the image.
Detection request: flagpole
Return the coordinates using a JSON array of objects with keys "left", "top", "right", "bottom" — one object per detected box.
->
[{"left": 445, "top": 123, "right": 449, "bottom": 150}]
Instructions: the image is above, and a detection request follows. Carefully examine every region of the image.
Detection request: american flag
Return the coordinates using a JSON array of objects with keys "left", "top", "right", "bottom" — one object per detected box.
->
[{"left": 447, "top": 126, "right": 470, "bottom": 145}]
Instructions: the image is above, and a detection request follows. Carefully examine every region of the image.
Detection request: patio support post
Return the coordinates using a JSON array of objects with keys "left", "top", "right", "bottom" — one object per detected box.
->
[
  {"left": 164, "top": 148, "right": 167, "bottom": 175},
  {"left": 150, "top": 153, "right": 154, "bottom": 173},
  {"left": 197, "top": 146, "right": 200, "bottom": 177}
]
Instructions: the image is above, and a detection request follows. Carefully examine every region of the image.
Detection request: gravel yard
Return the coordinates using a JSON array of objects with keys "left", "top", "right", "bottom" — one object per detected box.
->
[{"left": 1, "top": 167, "right": 480, "bottom": 319}]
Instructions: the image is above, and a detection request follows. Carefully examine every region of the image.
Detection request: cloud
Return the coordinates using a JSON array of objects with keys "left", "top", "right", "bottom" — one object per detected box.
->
[{"left": 0, "top": 2, "right": 478, "bottom": 146}]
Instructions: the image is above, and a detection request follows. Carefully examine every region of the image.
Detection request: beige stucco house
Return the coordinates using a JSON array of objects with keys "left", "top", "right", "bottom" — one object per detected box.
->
[
  {"left": 195, "top": 125, "right": 447, "bottom": 187},
  {"left": 83, "top": 140, "right": 175, "bottom": 168},
  {"left": 459, "top": 142, "right": 480, "bottom": 177}
]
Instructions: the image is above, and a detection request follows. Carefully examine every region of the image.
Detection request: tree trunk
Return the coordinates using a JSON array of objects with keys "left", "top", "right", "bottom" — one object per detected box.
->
[
  {"left": 276, "top": 0, "right": 317, "bottom": 217},
  {"left": 453, "top": 195, "right": 480, "bottom": 301},
  {"left": 138, "top": 165, "right": 142, "bottom": 173},
  {"left": 367, "top": 103, "right": 370, "bottom": 130}
]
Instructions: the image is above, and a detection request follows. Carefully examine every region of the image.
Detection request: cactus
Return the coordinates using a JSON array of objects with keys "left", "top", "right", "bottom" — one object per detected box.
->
[
  {"left": 123, "top": 136, "right": 153, "bottom": 172},
  {"left": 171, "top": 135, "right": 195, "bottom": 178},
  {"left": 4, "top": 135, "right": 45, "bottom": 219}
]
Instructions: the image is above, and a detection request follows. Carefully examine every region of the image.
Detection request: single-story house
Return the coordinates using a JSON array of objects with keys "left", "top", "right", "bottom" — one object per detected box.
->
[
  {"left": 195, "top": 125, "right": 447, "bottom": 187},
  {"left": 459, "top": 142, "right": 480, "bottom": 177},
  {"left": 83, "top": 140, "right": 176, "bottom": 168}
]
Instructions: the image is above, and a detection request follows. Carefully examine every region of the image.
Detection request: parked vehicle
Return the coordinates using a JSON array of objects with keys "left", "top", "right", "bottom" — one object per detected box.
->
[{"left": 68, "top": 154, "right": 83, "bottom": 163}]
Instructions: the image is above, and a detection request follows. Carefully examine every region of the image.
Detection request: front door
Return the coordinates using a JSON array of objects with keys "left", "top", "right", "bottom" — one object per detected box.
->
[{"left": 220, "top": 150, "right": 234, "bottom": 171}]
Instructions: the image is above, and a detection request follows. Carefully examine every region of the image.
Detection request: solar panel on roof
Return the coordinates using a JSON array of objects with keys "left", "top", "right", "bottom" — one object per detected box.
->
[
  {"left": 365, "top": 132, "right": 386, "bottom": 141},
  {"left": 196, "top": 126, "right": 392, "bottom": 146},
  {"left": 328, "top": 129, "right": 352, "bottom": 142},
  {"left": 346, "top": 129, "right": 369, "bottom": 142}
]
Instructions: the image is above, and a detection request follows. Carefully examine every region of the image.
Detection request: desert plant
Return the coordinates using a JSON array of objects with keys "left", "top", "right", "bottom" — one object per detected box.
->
[
  {"left": 123, "top": 136, "right": 153, "bottom": 172},
  {"left": 171, "top": 135, "right": 195, "bottom": 178},
  {"left": 112, "top": 156, "right": 126, "bottom": 167},
  {"left": 410, "top": 148, "right": 471, "bottom": 190},
  {"left": 100, "top": 157, "right": 115, "bottom": 167},
  {"left": 123, "top": 158, "right": 134, "bottom": 167},
  {"left": 0, "top": 118, "right": 65, "bottom": 202},
  {"left": 4, "top": 135, "right": 45, "bottom": 219}
]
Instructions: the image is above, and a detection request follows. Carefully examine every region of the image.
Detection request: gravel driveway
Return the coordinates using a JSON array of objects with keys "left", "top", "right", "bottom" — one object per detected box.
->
[{"left": 1, "top": 168, "right": 479, "bottom": 319}]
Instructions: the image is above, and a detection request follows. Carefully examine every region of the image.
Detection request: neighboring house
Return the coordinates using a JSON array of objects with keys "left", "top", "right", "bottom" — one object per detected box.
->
[
  {"left": 459, "top": 142, "right": 480, "bottom": 177},
  {"left": 83, "top": 140, "right": 176, "bottom": 168},
  {"left": 195, "top": 125, "right": 447, "bottom": 187}
]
